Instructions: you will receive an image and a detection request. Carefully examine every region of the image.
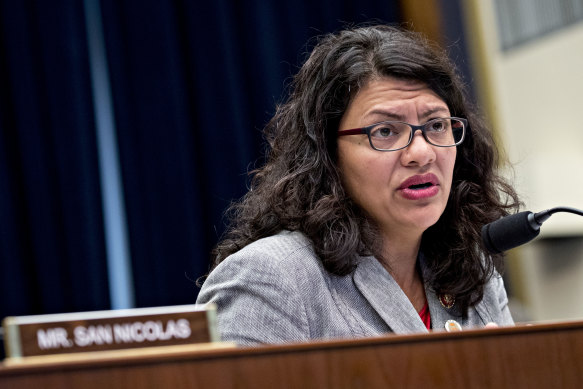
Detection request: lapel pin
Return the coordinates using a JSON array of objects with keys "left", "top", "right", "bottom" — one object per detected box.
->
[
  {"left": 439, "top": 293, "right": 455, "bottom": 309},
  {"left": 445, "top": 319, "right": 462, "bottom": 332}
]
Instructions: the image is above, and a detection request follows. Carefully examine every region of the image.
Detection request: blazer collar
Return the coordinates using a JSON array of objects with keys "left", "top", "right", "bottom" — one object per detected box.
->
[
  {"left": 353, "top": 254, "right": 462, "bottom": 333},
  {"left": 418, "top": 253, "right": 464, "bottom": 331},
  {"left": 353, "top": 256, "right": 427, "bottom": 334}
]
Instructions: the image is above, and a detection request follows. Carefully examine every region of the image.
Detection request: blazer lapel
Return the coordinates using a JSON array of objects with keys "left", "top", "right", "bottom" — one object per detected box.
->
[
  {"left": 424, "top": 286, "right": 463, "bottom": 331},
  {"left": 418, "top": 254, "right": 463, "bottom": 331},
  {"left": 353, "top": 257, "right": 428, "bottom": 334}
]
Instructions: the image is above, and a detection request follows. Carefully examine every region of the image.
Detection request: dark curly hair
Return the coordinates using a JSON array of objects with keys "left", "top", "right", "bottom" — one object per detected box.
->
[{"left": 211, "top": 25, "right": 520, "bottom": 312}]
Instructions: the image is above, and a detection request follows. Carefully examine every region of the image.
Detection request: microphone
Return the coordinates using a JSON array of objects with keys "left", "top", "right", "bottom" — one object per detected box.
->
[{"left": 481, "top": 207, "right": 583, "bottom": 254}]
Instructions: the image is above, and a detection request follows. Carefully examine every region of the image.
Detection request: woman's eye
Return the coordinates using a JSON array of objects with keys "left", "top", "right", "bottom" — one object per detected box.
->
[
  {"left": 379, "top": 127, "right": 393, "bottom": 137},
  {"left": 429, "top": 120, "right": 447, "bottom": 132},
  {"left": 373, "top": 126, "right": 398, "bottom": 138}
]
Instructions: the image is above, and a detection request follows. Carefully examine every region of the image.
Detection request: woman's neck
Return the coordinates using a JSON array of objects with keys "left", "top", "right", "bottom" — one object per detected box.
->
[{"left": 378, "top": 232, "right": 426, "bottom": 311}]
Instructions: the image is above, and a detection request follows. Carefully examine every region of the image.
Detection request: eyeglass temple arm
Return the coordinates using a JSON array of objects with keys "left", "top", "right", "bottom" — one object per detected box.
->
[{"left": 338, "top": 128, "right": 366, "bottom": 136}]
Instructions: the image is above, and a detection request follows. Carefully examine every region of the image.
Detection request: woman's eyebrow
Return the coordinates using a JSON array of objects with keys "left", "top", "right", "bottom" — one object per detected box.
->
[
  {"left": 366, "top": 109, "right": 406, "bottom": 121},
  {"left": 366, "top": 106, "right": 450, "bottom": 122},
  {"left": 420, "top": 106, "right": 450, "bottom": 119}
]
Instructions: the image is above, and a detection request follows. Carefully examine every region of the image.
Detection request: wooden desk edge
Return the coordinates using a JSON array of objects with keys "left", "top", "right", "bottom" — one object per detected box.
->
[
  {"left": 1, "top": 319, "right": 582, "bottom": 376},
  {"left": 1, "top": 342, "right": 236, "bottom": 369}
]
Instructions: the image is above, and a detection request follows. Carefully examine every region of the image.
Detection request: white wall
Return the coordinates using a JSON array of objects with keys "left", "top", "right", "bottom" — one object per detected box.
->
[
  {"left": 496, "top": 24, "right": 583, "bottom": 236},
  {"left": 463, "top": 0, "right": 583, "bottom": 321}
]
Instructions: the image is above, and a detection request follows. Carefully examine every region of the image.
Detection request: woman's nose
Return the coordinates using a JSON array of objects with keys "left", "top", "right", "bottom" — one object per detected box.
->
[{"left": 401, "top": 130, "right": 436, "bottom": 166}]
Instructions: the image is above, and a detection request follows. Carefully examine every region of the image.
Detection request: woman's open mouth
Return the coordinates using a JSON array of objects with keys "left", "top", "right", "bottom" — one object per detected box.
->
[{"left": 398, "top": 174, "right": 440, "bottom": 200}]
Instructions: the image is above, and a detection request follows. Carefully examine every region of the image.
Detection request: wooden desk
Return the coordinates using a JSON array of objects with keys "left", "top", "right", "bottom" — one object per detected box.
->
[{"left": 1, "top": 321, "right": 583, "bottom": 388}]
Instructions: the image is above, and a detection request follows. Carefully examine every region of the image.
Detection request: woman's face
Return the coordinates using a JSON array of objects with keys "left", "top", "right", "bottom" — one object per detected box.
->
[{"left": 337, "top": 76, "right": 457, "bottom": 239}]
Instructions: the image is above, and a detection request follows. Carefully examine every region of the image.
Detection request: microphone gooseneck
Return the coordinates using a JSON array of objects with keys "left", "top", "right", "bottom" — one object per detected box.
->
[{"left": 481, "top": 207, "right": 583, "bottom": 254}]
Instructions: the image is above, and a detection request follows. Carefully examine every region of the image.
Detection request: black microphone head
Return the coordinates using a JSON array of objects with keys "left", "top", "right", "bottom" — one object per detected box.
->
[{"left": 481, "top": 211, "right": 541, "bottom": 254}]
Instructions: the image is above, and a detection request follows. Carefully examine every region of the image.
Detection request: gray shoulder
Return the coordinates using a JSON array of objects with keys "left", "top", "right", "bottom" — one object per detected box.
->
[
  {"left": 210, "top": 230, "right": 320, "bottom": 276},
  {"left": 195, "top": 231, "right": 325, "bottom": 345},
  {"left": 474, "top": 272, "right": 514, "bottom": 326}
]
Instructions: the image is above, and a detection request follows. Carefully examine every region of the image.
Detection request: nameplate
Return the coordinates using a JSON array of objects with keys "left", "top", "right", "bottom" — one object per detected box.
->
[{"left": 2, "top": 304, "right": 219, "bottom": 358}]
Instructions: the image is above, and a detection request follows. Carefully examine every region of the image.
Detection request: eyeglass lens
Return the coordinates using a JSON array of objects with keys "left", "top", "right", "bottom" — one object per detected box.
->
[{"left": 369, "top": 118, "right": 464, "bottom": 151}]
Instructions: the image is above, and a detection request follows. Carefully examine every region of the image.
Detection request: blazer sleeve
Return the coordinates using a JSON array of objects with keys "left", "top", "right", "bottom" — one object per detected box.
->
[{"left": 196, "top": 247, "right": 311, "bottom": 345}]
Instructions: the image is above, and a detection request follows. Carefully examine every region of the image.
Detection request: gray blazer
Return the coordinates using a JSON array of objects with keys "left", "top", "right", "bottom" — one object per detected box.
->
[{"left": 196, "top": 231, "right": 513, "bottom": 345}]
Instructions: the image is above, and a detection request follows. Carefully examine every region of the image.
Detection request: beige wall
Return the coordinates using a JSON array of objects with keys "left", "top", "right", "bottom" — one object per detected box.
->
[{"left": 463, "top": 1, "right": 583, "bottom": 321}]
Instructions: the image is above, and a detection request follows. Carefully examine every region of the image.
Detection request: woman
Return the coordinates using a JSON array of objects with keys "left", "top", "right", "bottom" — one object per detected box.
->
[{"left": 196, "top": 25, "right": 520, "bottom": 345}]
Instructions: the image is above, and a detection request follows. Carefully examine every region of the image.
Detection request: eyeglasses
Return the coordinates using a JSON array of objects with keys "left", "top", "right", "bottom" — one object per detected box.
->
[{"left": 337, "top": 117, "right": 467, "bottom": 152}]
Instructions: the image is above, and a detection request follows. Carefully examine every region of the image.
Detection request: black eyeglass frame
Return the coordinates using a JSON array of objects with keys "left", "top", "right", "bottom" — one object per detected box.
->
[{"left": 337, "top": 117, "right": 467, "bottom": 152}]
